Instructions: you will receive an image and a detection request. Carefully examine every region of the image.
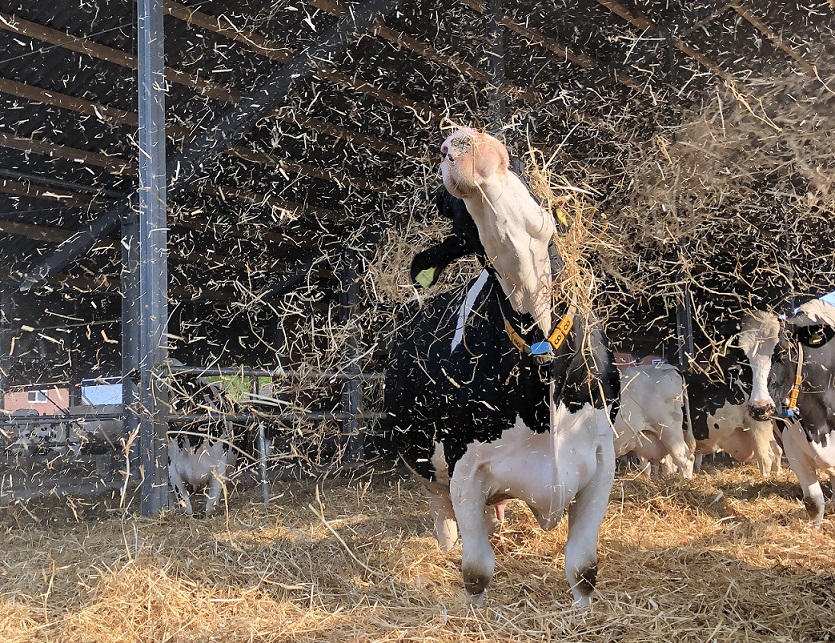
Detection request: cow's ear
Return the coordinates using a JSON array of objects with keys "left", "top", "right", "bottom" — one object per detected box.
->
[
  {"left": 795, "top": 324, "right": 835, "bottom": 347},
  {"left": 410, "top": 249, "right": 444, "bottom": 288}
]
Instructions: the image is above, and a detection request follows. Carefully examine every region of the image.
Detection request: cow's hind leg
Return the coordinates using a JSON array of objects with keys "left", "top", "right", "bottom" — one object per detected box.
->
[
  {"left": 450, "top": 467, "right": 494, "bottom": 604},
  {"left": 565, "top": 441, "right": 615, "bottom": 606},
  {"left": 424, "top": 487, "right": 458, "bottom": 551}
]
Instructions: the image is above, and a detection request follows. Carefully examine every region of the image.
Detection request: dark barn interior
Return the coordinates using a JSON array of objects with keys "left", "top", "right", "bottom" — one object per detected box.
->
[{"left": 0, "top": 0, "right": 833, "bottom": 514}]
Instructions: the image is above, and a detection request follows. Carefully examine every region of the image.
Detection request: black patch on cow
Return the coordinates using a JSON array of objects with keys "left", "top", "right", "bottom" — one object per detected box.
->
[
  {"left": 385, "top": 274, "right": 552, "bottom": 480},
  {"left": 685, "top": 355, "right": 750, "bottom": 442},
  {"left": 768, "top": 326, "right": 835, "bottom": 447}
]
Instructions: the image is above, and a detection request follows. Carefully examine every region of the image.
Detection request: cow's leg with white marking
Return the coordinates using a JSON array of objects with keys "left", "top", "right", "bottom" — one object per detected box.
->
[
  {"left": 168, "top": 437, "right": 196, "bottom": 516},
  {"left": 424, "top": 486, "right": 458, "bottom": 551},
  {"left": 749, "top": 420, "right": 782, "bottom": 476},
  {"left": 450, "top": 460, "right": 494, "bottom": 603},
  {"left": 555, "top": 403, "right": 615, "bottom": 605},
  {"left": 783, "top": 424, "right": 827, "bottom": 523},
  {"left": 203, "top": 441, "right": 234, "bottom": 516}
]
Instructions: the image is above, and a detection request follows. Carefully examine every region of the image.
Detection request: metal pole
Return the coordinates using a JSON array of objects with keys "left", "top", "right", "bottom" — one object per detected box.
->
[
  {"left": 676, "top": 282, "right": 694, "bottom": 371},
  {"left": 0, "top": 290, "right": 11, "bottom": 410},
  {"left": 137, "top": 0, "right": 169, "bottom": 516},
  {"left": 339, "top": 253, "right": 364, "bottom": 468},
  {"left": 250, "top": 374, "right": 269, "bottom": 505},
  {"left": 121, "top": 211, "right": 141, "bottom": 487},
  {"left": 486, "top": 0, "right": 506, "bottom": 130}
]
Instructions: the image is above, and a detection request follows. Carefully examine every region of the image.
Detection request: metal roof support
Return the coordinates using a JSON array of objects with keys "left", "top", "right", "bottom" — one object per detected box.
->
[
  {"left": 19, "top": 0, "right": 399, "bottom": 291},
  {"left": 676, "top": 281, "right": 695, "bottom": 371},
  {"left": 136, "top": 0, "right": 170, "bottom": 517},
  {"left": 338, "top": 250, "right": 364, "bottom": 468},
  {"left": 486, "top": 0, "right": 506, "bottom": 130},
  {"left": 0, "top": 290, "right": 11, "bottom": 410},
  {"left": 121, "top": 211, "right": 142, "bottom": 497}
]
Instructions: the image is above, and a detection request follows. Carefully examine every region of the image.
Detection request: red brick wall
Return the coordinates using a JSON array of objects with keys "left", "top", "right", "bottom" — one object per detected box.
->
[{"left": 2, "top": 388, "right": 70, "bottom": 415}]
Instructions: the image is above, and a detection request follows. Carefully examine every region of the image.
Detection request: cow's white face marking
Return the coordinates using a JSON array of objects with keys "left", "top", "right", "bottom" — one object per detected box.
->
[
  {"left": 440, "top": 129, "right": 556, "bottom": 335},
  {"left": 738, "top": 311, "right": 781, "bottom": 410}
]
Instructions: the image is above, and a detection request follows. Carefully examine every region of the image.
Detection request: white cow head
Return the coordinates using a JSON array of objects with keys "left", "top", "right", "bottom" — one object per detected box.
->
[{"left": 439, "top": 128, "right": 556, "bottom": 335}]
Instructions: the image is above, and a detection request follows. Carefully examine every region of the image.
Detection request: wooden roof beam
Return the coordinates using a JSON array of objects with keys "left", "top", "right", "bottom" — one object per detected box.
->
[
  {"left": 276, "top": 110, "right": 424, "bottom": 160},
  {"left": 308, "top": 0, "right": 539, "bottom": 103},
  {"left": 0, "top": 131, "right": 134, "bottom": 175},
  {"left": 0, "top": 11, "right": 239, "bottom": 104},
  {"left": 0, "top": 217, "right": 257, "bottom": 270},
  {"left": 589, "top": 0, "right": 739, "bottom": 91},
  {"left": 165, "top": 0, "right": 438, "bottom": 123},
  {"left": 730, "top": 2, "right": 816, "bottom": 76},
  {"left": 0, "top": 218, "right": 116, "bottom": 248},
  {"left": 592, "top": 0, "right": 656, "bottom": 32},
  {"left": 0, "top": 77, "right": 385, "bottom": 192},
  {"left": 458, "top": 0, "right": 642, "bottom": 93},
  {"left": 0, "top": 8, "right": 422, "bottom": 162}
]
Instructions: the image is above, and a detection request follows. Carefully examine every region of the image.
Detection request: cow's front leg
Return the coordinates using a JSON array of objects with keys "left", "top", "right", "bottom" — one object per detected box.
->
[
  {"left": 565, "top": 439, "right": 615, "bottom": 606},
  {"left": 169, "top": 466, "right": 194, "bottom": 516},
  {"left": 204, "top": 455, "right": 231, "bottom": 517},
  {"left": 783, "top": 430, "right": 825, "bottom": 524},
  {"left": 450, "top": 466, "right": 494, "bottom": 604},
  {"left": 748, "top": 420, "right": 781, "bottom": 476},
  {"left": 424, "top": 486, "right": 458, "bottom": 551}
]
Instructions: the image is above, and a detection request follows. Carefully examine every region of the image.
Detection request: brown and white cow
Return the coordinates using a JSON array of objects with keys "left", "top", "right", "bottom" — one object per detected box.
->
[
  {"left": 614, "top": 364, "right": 694, "bottom": 478},
  {"left": 740, "top": 301, "right": 835, "bottom": 524},
  {"left": 386, "top": 129, "right": 619, "bottom": 605}
]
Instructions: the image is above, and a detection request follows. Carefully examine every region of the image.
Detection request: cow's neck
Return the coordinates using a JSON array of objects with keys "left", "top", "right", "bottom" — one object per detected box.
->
[{"left": 464, "top": 172, "right": 555, "bottom": 335}]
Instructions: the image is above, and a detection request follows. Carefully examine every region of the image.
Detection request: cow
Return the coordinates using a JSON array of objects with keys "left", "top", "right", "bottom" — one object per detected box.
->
[
  {"left": 685, "top": 345, "right": 782, "bottom": 477},
  {"left": 166, "top": 363, "right": 247, "bottom": 517},
  {"left": 613, "top": 364, "right": 694, "bottom": 478},
  {"left": 740, "top": 300, "right": 835, "bottom": 524},
  {"left": 386, "top": 128, "right": 619, "bottom": 606}
]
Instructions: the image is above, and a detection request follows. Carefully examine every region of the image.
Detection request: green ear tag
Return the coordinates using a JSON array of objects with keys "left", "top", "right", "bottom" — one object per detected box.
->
[{"left": 416, "top": 267, "right": 437, "bottom": 288}]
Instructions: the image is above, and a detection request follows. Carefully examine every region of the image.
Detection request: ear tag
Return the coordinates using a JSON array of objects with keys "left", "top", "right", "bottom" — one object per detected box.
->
[
  {"left": 529, "top": 341, "right": 554, "bottom": 356},
  {"left": 415, "top": 267, "right": 437, "bottom": 288}
]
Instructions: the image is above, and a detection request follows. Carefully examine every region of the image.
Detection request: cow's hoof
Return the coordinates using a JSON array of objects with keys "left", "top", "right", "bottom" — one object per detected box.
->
[
  {"left": 463, "top": 570, "right": 491, "bottom": 601},
  {"left": 466, "top": 589, "right": 486, "bottom": 606},
  {"left": 803, "top": 497, "right": 824, "bottom": 524}
]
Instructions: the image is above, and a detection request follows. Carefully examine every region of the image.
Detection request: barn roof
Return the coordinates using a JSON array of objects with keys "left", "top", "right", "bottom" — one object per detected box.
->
[{"left": 0, "top": 0, "right": 833, "bottom": 384}]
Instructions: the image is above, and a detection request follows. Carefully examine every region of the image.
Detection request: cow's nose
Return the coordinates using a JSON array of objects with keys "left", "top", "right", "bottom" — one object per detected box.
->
[
  {"left": 441, "top": 142, "right": 450, "bottom": 157},
  {"left": 748, "top": 401, "right": 775, "bottom": 421}
]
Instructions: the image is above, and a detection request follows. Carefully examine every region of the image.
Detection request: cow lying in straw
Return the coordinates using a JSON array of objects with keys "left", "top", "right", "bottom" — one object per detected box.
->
[{"left": 386, "top": 129, "right": 619, "bottom": 605}]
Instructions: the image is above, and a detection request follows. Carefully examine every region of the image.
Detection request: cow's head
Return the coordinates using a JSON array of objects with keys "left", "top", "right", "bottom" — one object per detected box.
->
[
  {"left": 440, "top": 129, "right": 509, "bottom": 199},
  {"left": 738, "top": 311, "right": 782, "bottom": 420},
  {"left": 740, "top": 300, "right": 835, "bottom": 421}
]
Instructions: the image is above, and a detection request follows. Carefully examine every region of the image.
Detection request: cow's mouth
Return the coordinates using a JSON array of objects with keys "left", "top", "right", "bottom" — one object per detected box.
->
[{"left": 747, "top": 402, "right": 775, "bottom": 421}]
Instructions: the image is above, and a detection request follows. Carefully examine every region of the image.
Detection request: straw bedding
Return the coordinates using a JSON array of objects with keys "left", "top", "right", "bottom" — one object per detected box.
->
[{"left": 1, "top": 463, "right": 833, "bottom": 642}]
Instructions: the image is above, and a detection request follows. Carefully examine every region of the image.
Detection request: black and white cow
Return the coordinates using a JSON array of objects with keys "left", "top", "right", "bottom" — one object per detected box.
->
[
  {"left": 613, "top": 364, "right": 694, "bottom": 478},
  {"left": 386, "top": 129, "right": 619, "bottom": 605},
  {"left": 740, "top": 300, "right": 835, "bottom": 524},
  {"left": 167, "top": 364, "right": 246, "bottom": 517},
  {"left": 684, "top": 351, "right": 782, "bottom": 477}
]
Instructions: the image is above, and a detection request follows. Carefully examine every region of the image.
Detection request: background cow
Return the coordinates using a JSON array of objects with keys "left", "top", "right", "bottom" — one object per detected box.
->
[
  {"left": 167, "top": 363, "right": 248, "bottom": 516},
  {"left": 614, "top": 364, "right": 694, "bottom": 478},
  {"left": 386, "top": 129, "right": 619, "bottom": 605},
  {"left": 741, "top": 301, "right": 835, "bottom": 524},
  {"left": 684, "top": 347, "right": 782, "bottom": 477}
]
